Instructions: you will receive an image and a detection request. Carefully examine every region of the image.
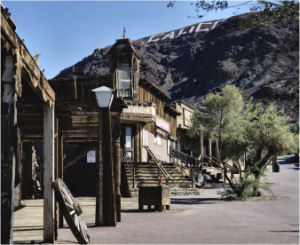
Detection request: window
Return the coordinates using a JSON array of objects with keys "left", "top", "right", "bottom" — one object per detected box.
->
[
  {"left": 118, "top": 63, "right": 131, "bottom": 97},
  {"left": 154, "top": 134, "right": 162, "bottom": 146}
]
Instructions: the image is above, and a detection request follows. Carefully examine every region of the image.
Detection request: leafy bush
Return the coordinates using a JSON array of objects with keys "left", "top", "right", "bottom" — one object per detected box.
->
[{"left": 218, "top": 176, "right": 272, "bottom": 199}]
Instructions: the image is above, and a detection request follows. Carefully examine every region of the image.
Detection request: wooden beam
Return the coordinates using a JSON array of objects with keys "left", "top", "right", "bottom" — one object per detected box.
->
[
  {"left": 43, "top": 105, "right": 55, "bottom": 243},
  {"left": 63, "top": 145, "right": 95, "bottom": 170},
  {"left": 199, "top": 131, "right": 204, "bottom": 157},
  {"left": 96, "top": 109, "right": 116, "bottom": 226},
  {"left": 1, "top": 55, "right": 17, "bottom": 244},
  {"left": 55, "top": 117, "right": 59, "bottom": 240},
  {"left": 136, "top": 124, "right": 141, "bottom": 162},
  {"left": 102, "top": 109, "right": 116, "bottom": 226},
  {"left": 62, "top": 134, "right": 98, "bottom": 139},
  {"left": 58, "top": 133, "right": 64, "bottom": 228},
  {"left": 96, "top": 110, "right": 104, "bottom": 226},
  {"left": 112, "top": 112, "right": 121, "bottom": 222},
  {"left": 208, "top": 137, "right": 212, "bottom": 164},
  {"left": 15, "top": 128, "right": 22, "bottom": 209},
  {"left": 64, "top": 139, "right": 96, "bottom": 143}
]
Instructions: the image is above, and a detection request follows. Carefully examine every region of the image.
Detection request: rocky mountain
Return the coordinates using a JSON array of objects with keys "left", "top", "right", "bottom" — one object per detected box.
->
[{"left": 55, "top": 9, "right": 299, "bottom": 121}]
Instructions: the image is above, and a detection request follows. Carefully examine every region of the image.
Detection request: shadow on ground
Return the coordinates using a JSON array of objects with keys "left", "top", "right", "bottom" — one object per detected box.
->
[
  {"left": 269, "top": 230, "right": 299, "bottom": 233},
  {"left": 277, "top": 155, "right": 298, "bottom": 165},
  {"left": 122, "top": 209, "right": 163, "bottom": 213},
  {"left": 171, "top": 197, "right": 220, "bottom": 205}
]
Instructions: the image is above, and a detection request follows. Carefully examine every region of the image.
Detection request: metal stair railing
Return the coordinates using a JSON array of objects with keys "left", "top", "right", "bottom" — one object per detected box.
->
[
  {"left": 144, "top": 146, "right": 171, "bottom": 185},
  {"left": 169, "top": 147, "right": 201, "bottom": 187},
  {"left": 169, "top": 146, "right": 200, "bottom": 167},
  {"left": 203, "top": 153, "right": 236, "bottom": 179},
  {"left": 127, "top": 161, "right": 136, "bottom": 188}
]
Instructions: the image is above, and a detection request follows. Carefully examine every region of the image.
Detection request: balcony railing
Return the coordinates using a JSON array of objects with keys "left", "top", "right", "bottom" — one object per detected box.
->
[{"left": 117, "top": 88, "right": 132, "bottom": 98}]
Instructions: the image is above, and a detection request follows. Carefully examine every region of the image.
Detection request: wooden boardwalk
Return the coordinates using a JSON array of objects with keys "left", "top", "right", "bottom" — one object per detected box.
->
[
  {"left": 13, "top": 197, "right": 139, "bottom": 244},
  {"left": 13, "top": 199, "right": 44, "bottom": 244}
]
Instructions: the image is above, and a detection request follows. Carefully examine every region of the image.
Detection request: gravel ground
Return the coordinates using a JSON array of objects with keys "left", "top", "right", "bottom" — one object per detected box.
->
[{"left": 57, "top": 156, "right": 299, "bottom": 244}]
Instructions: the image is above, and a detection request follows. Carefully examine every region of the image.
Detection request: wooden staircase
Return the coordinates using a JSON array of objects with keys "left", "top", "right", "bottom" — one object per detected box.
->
[
  {"left": 122, "top": 162, "right": 200, "bottom": 196},
  {"left": 200, "top": 154, "right": 239, "bottom": 183},
  {"left": 144, "top": 146, "right": 171, "bottom": 184}
]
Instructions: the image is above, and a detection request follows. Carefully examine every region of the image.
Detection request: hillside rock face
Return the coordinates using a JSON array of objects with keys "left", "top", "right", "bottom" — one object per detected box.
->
[{"left": 55, "top": 11, "right": 299, "bottom": 121}]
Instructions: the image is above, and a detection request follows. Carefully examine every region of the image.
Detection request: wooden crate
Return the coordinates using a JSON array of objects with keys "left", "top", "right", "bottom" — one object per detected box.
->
[{"left": 138, "top": 186, "right": 170, "bottom": 212}]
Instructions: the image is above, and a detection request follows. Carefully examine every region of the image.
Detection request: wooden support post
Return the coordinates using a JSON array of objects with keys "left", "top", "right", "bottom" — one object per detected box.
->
[
  {"left": 55, "top": 118, "right": 59, "bottom": 179},
  {"left": 15, "top": 128, "right": 22, "bottom": 209},
  {"left": 102, "top": 108, "right": 116, "bottom": 226},
  {"left": 215, "top": 140, "right": 220, "bottom": 159},
  {"left": 199, "top": 131, "right": 204, "bottom": 157},
  {"left": 58, "top": 133, "right": 64, "bottom": 228},
  {"left": 199, "top": 131, "right": 204, "bottom": 172},
  {"left": 208, "top": 137, "right": 212, "bottom": 165},
  {"left": 96, "top": 108, "right": 116, "bottom": 226},
  {"left": 135, "top": 124, "right": 140, "bottom": 162},
  {"left": 112, "top": 112, "right": 121, "bottom": 222},
  {"left": 43, "top": 105, "right": 55, "bottom": 243},
  {"left": 96, "top": 110, "right": 104, "bottom": 226},
  {"left": 59, "top": 135, "right": 64, "bottom": 180},
  {"left": 1, "top": 55, "right": 17, "bottom": 244},
  {"left": 54, "top": 117, "right": 59, "bottom": 240}
]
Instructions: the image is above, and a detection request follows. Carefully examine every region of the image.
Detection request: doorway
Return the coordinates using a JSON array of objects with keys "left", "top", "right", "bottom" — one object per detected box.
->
[{"left": 121, "top": 125, "right": 135, "bottom": 162}]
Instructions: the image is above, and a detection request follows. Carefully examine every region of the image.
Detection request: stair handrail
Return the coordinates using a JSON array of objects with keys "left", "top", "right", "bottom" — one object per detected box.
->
[
  {"left": 144, "top": 146, "right": 171, "bottom": 184},
  {"left": 127, "top": 161, "right": 136, "bottom": 188},
  {"left": 203, "top": 153, "right": 236, "bottom": 178},
  {"left": 169, "top": 146, "right": 200, "bottom": 167}
]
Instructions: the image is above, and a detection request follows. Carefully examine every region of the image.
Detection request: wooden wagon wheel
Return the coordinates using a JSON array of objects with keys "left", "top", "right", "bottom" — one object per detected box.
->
[{"left": 52, "top": 178, "right": 90, "bottom": 244}]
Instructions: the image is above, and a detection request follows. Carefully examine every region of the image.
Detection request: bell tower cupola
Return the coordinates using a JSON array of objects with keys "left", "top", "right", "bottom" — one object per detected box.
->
[{"left": 108, "top": 38, "right": 140, "bottom": 100}]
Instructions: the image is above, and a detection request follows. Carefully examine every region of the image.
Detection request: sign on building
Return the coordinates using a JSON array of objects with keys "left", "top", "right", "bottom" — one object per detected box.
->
[{"left": 87, "top": 150, "right": 96, "bottom": 163}]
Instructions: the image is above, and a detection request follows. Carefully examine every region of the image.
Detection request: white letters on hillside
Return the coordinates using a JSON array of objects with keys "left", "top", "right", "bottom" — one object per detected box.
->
[
  {"left": 195, "top": 22, "right": 211, "bottom": 32},
  {"left": 177, "top": 28, "right": 187, "bottom": 38},
  {"left": 147, "top": 19, "right": 224, "bottom": 43},
  {"left": 148, "top": 34, "right": 160, "bottom": 43},
  {"left": 162, "top": 31, "right": 175, "bottom": 40}
]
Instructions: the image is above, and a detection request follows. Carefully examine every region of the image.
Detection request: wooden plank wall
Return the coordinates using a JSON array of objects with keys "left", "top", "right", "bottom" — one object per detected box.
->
[{"left": 51, "top": 76, "right": 177, "bottom": 138}]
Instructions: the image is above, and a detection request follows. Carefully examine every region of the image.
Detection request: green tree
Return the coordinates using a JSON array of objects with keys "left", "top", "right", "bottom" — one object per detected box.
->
[
  {"left": 235, "top": 101, "right": 293, "bottom": 195},
  {"left": 190, "top": 85, "right": 244, "bottom": 159},
  {"left": 190, "top": 86, "right": 293, "bottom": 198}
]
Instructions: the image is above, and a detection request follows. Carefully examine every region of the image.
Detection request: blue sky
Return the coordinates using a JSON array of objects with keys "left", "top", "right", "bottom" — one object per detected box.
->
[{"left": 3, "top": 1, "right": 253, "bottom": 79}]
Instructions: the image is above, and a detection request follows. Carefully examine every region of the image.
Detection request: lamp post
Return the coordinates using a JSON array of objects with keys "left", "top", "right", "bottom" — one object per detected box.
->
[{"left": 92, "top": 86, "right": 116, "bottom": 226}]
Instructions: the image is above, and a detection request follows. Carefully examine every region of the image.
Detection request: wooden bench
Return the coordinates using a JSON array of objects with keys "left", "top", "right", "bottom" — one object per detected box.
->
[{"left": 138, "top": 186, "right": 170, "bottom": 212}]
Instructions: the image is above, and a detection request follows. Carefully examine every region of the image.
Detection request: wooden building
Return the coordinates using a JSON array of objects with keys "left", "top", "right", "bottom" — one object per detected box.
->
[
  {"left": 1, "top": 5, "right": 219, "bottom": 243},
  {"left": 1, "top": 5, "right": 56, "bottom": 243},
  {"left": 50, "top": 39, "right": 180, "bottom": 193}
]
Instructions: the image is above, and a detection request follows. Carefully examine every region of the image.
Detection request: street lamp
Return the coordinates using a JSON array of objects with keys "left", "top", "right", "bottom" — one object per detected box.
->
[
  {"left": 92, "top": 86, "right": 114, "bottom": 108},
  {"left": 92, "top": 86, "right": 116, "bottom": 227}
]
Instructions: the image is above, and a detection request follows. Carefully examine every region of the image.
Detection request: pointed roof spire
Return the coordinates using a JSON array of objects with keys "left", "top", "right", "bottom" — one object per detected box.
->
[{"left": 123, "top": 27, "right": 126, "bottom": 39}]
